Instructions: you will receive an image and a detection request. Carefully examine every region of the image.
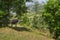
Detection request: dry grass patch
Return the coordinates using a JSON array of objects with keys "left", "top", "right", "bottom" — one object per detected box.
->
[{"left": 0, "top": 27, "right": 54, "bottom": 40}]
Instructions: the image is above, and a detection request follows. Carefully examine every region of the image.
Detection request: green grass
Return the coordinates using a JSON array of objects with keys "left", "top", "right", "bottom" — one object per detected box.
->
[{"left": 0, "top": 27, "right": 54, "bottom": 40}]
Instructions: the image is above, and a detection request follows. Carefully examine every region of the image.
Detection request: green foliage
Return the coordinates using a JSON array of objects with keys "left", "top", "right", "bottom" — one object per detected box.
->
[
  {"left": 0, "top": 0, "right": 14, "bottom": 27},
  {"left": 21, "top": 12, "right": 47, "bottom": 30},
  {"left": 13, "top": 0, "right": 26, "bottom": 16},
  {"left": 0, "top": 10, "right": 9, "bottom": 27},
  {"left": 0, "top": 0, "right": 31, "bottom": 27},
  {"left": 32, "top": 1, "right": 41, "bottom": 14},
  {"left": 43, "top": 0, "right": 60, "bottom": 39},
  {"left": 0, "top": 10, "right": 5, "bottom": 18},
  {"left": 12, "top": 0, "right": 32, "bottom": 17},
  {"left": 20, "top": 1, "right": 48, "bottom": 30}
]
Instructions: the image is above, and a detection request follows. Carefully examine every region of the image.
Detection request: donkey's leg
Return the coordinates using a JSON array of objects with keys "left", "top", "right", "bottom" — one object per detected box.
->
[{"left": 11, "top": 24, "right": 13, "bottom": 27}]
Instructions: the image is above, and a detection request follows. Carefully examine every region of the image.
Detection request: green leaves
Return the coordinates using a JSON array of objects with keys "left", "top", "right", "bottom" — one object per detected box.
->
[
  {"left": 43, "top": 0, "right": 60, "bottom": 39},
  {"left": 0, "top": 10, "right": 5, "bottom": 18},
  {"left": 0, "top": 0, "right": 31, "bottom": 27}
]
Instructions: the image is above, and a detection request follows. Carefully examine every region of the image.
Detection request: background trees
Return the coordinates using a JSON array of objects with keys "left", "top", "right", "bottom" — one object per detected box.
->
[{"left": 0, "top": 0, "right": 31, "bottom": 27}]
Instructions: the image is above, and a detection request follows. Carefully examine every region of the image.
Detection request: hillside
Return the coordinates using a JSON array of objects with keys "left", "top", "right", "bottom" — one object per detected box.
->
[{"left": 0, "top": 26, "right": 54, "bottom": 40}]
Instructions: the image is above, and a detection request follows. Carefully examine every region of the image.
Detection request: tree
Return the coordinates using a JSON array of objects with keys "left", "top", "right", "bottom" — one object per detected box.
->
[
  {"left": 43, "top": 0, "right": 60, "bottom": 39},
  {"left": 12, "top": 0, "right": 32, "bottom": 18},
  {"left": 0, "top": 0, "right": 12, "bottom": 26},
  {"left": 32, "top": 1, "right": 45, "bottom": 29},
  {"left": 33, "top": 1, "right": 41, "bottom": 14},
  {"left": 0, "top": 0, "right": 31, "bottom": 27}
]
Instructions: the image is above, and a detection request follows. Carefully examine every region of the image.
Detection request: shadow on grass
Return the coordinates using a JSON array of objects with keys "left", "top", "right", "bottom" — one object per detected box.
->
[
  {"left": 9, "top": 26, "right": 32, "bottom": 32},
  {"left": 0, "top": 24, "right": 9, "bottom": 28}
]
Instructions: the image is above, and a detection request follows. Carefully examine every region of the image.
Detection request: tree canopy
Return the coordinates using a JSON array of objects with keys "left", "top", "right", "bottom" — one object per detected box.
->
[{"left": 43, "top": 0, "right": 60, "bottom": 39}]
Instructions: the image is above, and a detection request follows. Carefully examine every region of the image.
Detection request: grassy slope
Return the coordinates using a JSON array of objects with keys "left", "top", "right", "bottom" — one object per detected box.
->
[{"left": 0, "top": 27, "right": 54, "bottom": 40}]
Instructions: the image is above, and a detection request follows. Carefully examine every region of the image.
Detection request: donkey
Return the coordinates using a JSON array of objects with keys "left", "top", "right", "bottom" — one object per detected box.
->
[{"left": 10, "top": 18, "right": 18, "bottom": 27}]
